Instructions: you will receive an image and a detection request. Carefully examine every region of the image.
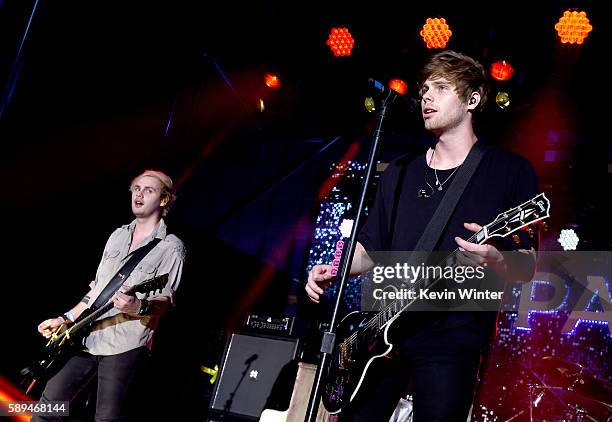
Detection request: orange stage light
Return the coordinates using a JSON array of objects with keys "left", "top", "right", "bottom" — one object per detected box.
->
[
  {"left": 388, "top": 79, "right": 407, "bottom": 95},
  {"left": 326, "top": 27, "right": 355, "bottom": 57},
  {"left": 264, "top": 73, "right": 281, "bottom": 89},
  {"left": 420, "top": 18, "right": 452, "bottom": 49},
  {"left": 490, "top": 61, "right": 515, "bottom": 81},
  {"left": 555, "top": 10, "right": 592, "bottom": 44},
  {"left": 0, "top": 375, "right": 32, "bottom": 422}
]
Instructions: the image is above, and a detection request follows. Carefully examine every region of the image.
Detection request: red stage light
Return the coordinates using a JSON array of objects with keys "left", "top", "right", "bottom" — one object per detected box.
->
[
  {"left": 0, "top": 375, "right": 32, "bottom": 422},
  {"left": 388, "top": 79, "right": 407, "bottom": 95},
  {"left": 490, "top": 61, "right": 515, "bottom": 81},
  {"left": 420, "top": 18, "right": 452, "bottom": 49},
  {"left": 264, "top": 73, "right": 281, "bottom": 89},
  {"left": 555, "top": 10, "right": 592, "bottom": 44},
  {"left": 326, "top": 27, "right": 355, "bottom": 57}
]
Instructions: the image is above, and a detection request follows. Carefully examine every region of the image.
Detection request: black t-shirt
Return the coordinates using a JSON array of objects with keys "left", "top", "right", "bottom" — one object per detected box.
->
[
  {"left": 358, "top": 143, "right": 540, "bottom": 346},
  {"left": 359, "top": 145, "right": 539, "bottom": 252}
]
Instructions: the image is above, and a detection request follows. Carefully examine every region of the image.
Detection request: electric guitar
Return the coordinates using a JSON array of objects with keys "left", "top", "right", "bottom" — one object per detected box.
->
[
  {"left": 21, "top": 274, "right": 169, "bottom": 393},
  {"left": 322, "top": 193, "right": 551, "bottom": 414}
]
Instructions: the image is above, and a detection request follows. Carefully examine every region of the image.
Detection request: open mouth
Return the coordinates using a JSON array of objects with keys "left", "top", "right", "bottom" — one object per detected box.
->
[{"left": 422, "top": 108, "right": 437, "bottom": 119}]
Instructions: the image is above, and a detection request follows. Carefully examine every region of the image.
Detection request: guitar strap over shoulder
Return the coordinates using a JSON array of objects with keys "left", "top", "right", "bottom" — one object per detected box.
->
[
  {"left": 88, "top": 238, "right": 161, "bottom": 314},
  {"left": 413, "top": 141, "right": 488, "bottom": 252}
]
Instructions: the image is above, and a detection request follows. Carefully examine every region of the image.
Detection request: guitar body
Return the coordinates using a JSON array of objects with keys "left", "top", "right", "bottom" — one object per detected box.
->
[
  {"left": 21, "top": 308, "right": 93, "bottom": 393},
  {"left": 21, "top": 274, "right": 168, "bottom": 394},
  {"left": 322, "top": 311, "right": 395, "bottom": 414},
  {"left": 42, "top": 308, "right": 92, "bottom": 370},
  {"left": 320, "top": 193, "right": 551, "bottom": 415}
]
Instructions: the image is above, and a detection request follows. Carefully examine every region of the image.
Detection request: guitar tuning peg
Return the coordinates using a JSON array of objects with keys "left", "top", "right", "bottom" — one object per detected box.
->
[{"left": 512, "top": 234, "right": 521, "bottom": 245}]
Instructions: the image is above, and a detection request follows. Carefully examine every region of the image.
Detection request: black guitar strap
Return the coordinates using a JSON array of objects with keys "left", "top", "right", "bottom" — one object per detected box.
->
[
  {"left": 88, "top": 238, "right": 161, "bottom": 313},
  {"left": 413, "top": 141, "right": 488, "bottom": 252}
]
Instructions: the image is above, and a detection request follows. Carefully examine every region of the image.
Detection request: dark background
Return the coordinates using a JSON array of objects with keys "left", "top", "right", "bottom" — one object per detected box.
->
[{"left": 1, "top": 0, "right": 610, "bottom": 420}]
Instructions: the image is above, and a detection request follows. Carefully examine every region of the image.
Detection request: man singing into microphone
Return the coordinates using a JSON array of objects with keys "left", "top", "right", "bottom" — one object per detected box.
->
[{"left": 306, "top": 50, "right": 539, "bottom": 421}]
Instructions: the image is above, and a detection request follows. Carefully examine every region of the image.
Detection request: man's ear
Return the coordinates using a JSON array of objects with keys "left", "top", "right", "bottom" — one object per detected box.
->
[{"left": 467, "top": 92, "right": 481, "bottom": 110}]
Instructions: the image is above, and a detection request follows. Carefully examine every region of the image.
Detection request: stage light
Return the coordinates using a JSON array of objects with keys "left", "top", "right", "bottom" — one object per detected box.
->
[
  {"left": 364, "top": 97, "right": 376, "bottom": 113},
  {"left": 420, "top": 18, "right": 452, "bottom": 49},
  {"left": 495, "top": 91, "right": 510, "bottom": 109},
  {"left": 558, "top": 228, "right": 579, "bottom": 250},
  {"left": 258, "top": 98, "right": 265, "bottom": 112},
  {"left": 326, "top": 27, "right": 355, "bottom": 57},
  {"left": 555, "top": 10, "right": 592, "bottom": 44},
  {"left": 490, "top": 61, "right": 514, "bottom": 81},
  {"left": 264, "top": 73, "right": 281, "bottom": 89},
  {"left": 388, "top": 79, "right": 407, "bottom": 95}
]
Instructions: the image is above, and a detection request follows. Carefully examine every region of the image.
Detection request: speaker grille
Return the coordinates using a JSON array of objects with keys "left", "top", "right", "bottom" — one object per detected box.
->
[{"left": 209, "top": 333, "right": 299, "bottom": 420}]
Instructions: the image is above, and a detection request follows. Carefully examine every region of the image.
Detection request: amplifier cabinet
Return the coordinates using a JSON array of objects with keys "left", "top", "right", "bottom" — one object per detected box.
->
[{"left": 209, "top": 333, "right": 300, "bottom": 420}]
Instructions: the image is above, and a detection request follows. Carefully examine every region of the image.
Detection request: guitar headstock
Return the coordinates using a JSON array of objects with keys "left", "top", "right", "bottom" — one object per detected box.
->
[
  {"left": 483, "top": 193, "right": 550, "bottom": 242},
  {"left": 127, "top": 274, "right": 169, "bottom": 296}
]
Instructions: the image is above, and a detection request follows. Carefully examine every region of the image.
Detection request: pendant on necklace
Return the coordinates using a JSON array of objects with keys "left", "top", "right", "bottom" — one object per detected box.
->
[{"left": 437, "top": 185, "right": 443, "bottom": 191}]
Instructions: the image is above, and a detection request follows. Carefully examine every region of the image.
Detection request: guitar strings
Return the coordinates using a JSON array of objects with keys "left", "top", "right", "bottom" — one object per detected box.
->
[{"left": 342, "top": 232, "right": 480, "bottom": 349}]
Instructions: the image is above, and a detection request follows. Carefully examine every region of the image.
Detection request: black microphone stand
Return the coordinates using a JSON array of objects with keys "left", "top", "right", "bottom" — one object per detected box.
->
[{"left": 305, "top": 90, "right": 397, "bottom": 422}]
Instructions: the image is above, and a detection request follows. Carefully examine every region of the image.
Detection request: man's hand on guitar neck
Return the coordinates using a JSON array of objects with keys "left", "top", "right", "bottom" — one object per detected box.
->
[
  {"left": 455, "top": 222, "right": 537, "bottom": 282},
  {"left": 113, "top": 284, "right": 170, "bottom": 317},
  {"left": 455, "top": 222, "right": 505, "bottom": 268},
  {"left": 113, "top": 284, "right": 141, "bottom": 315}
]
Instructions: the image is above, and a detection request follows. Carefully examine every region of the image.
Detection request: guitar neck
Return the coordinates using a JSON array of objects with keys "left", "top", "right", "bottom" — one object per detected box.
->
[
  {"left": 374, "top": 230, "right": 481, "bottom": 329},
  {"left": 70, "top": 301, "right": 115, "bottom": 334},
  {"left": 46, "top": 274, "right": 168, "bottom": 348},
  {"left": 72, "top": 283, "right": 143, "bottom": 333}
]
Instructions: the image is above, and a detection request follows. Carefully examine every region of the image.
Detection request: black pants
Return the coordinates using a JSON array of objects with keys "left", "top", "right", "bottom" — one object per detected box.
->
[
  {"left": 341, "top": 324, "right": 486, "bottom": 422},
  {"left": 31, "top": 347, "right": 149, "bottom": 422}
]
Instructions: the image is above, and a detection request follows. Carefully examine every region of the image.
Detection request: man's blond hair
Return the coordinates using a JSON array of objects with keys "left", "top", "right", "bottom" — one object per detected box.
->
[{"left": 131, "top": 170, "right": 176, "bottom": 217}]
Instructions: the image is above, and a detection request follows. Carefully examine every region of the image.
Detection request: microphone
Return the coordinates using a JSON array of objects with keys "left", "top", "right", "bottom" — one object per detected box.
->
[
  {"left": 368, "top": 78, "right": 420, "bottom": 111},
  {"left": 368, "top": 78, "right": 398, "bottom": 98}
]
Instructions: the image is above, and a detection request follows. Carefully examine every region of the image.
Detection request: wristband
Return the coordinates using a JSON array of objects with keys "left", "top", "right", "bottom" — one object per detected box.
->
[{"left": 63, "top": 311, "right": 75, "bottom": 322}]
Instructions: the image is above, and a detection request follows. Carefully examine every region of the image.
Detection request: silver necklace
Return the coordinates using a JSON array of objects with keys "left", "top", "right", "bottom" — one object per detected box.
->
[
  {"left": 418, "top": 147, "right": 461, "bottom": 199},
  {"left": 432, "top": 149, "right": 461, "bottom": 191}
]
